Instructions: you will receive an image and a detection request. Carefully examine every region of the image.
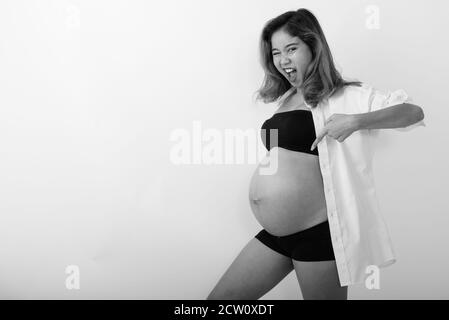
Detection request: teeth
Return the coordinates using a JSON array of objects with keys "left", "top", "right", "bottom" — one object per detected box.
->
[{"left": 284, "top": 68, "right": 295, "bottom": 73}]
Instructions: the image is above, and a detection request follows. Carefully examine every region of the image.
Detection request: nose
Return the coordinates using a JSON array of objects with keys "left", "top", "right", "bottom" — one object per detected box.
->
[
  {"left": 280, "top": 62, "right": 294, "bottom": 72},
  {"left": 279, "top": 53, "right": 292, "bottom": 65}
]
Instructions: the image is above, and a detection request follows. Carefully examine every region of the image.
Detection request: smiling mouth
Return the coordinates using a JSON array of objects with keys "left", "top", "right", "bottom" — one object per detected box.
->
[{"left": 285, "top": 69, "right": 297, "bottom": 80}]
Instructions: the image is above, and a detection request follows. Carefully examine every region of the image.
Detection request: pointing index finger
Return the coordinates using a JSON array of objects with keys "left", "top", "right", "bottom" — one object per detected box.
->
[{"left": 311, "top": 129, "right": 327, "bottom": 151}]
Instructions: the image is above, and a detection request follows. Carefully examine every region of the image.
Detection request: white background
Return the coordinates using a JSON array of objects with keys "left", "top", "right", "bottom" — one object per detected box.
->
[{"left": 0, "top": 0, "right": 447, "bottom": 299}]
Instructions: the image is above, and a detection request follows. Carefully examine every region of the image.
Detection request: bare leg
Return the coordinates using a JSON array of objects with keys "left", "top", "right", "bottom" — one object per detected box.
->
[
  {"left": 293, "top": 259, "right": 348, "bottom": 300},
  {"left": 207, "top": 237, "right": 294, "bottom": 300}
]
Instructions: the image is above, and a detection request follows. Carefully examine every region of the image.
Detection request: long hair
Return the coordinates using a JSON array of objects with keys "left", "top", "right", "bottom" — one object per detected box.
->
[{"left": 254, "top": 8, "right": 362, "bottom": 108}]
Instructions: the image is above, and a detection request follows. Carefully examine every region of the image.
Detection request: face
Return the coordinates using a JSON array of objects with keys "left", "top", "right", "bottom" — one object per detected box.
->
[{"left": 270, "top": 29, "right": 312, "bottom": 88}]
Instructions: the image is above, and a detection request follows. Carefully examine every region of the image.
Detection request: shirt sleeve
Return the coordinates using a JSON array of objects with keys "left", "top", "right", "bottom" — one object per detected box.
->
[{"left": 360, "top": 84, "right": 426, "bottom": 132}]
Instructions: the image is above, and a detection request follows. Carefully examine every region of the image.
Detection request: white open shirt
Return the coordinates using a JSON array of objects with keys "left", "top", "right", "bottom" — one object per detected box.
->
[{"left": 277, "top": 83, "right": 426, "bottom": 286}]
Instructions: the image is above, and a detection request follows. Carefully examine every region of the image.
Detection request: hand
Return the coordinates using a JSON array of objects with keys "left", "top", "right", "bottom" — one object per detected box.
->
[{"left": 310, "top": 114, "right": 359, "bottom": 151}]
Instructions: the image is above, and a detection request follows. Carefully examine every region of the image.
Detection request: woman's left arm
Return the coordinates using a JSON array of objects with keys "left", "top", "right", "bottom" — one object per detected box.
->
[
  {"left": 310, "top": 104, "right": 425, "bottom": 151},
  {"left": 354, "top": 103, "right": 425, "bottom": 130}
]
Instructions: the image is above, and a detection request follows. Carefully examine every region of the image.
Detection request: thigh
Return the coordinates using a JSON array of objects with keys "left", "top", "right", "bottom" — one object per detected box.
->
[
  {"left": 293, "top": 259, "right": 348, "bottom": 300},
  {"left": 207, "top": 237, "right": 294, "bottom": 300}
]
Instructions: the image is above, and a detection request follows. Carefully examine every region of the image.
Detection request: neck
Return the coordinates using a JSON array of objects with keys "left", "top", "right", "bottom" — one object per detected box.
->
[{"left": 294, "top": 87, "right": 305, "bottom": 101}]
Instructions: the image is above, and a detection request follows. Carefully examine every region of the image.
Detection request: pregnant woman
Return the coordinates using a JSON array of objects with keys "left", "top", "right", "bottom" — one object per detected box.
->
[{"left": 207, "top": 8, "right": 425, "bottom": 300}]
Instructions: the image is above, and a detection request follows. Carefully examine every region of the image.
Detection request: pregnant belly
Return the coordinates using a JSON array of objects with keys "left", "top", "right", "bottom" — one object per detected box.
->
[{"left": 248, "top": 147, "right": 328, "bottom": 236}]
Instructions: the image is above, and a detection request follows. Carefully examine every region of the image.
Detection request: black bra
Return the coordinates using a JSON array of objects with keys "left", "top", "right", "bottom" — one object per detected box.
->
[{"left": 261, "top": 109, "right": 319, "bottom": 156}]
